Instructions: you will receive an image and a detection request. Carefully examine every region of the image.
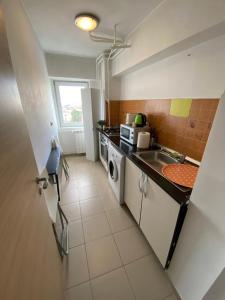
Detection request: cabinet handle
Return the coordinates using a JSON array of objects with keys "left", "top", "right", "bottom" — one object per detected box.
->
[
  {"left": 138, "top": 174, "right": 143, "bottom": 193},
  {"left": 143, "top": 175, "right": 148, "bottom": 197}
]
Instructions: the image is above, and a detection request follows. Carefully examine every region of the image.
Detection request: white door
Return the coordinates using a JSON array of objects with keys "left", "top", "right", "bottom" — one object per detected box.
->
[
  {"left": 140, "top": 176, "right": 180, "bottom": 267},
  {"left": 81, "top": 88, "right": 100, "bottom": 161},
  {"left": 0, "top": 10, "right": 63, "bottom": 300}
]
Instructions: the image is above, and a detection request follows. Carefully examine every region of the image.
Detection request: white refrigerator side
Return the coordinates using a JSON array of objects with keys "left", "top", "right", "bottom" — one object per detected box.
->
[
  {"left": 81, "top": 88, "right": 100, "bottom": 161},
  {"left": 91, "top": 88, "right": 101, "bottom": 160}
]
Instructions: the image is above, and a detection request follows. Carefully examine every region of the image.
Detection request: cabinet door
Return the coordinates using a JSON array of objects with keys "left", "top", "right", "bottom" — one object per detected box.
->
[
  {"left": 140, "top": 177, "right": 180, "bottom": 267},
  {"left": 124, "top": 158, "right": 143, "bottom": 224}
]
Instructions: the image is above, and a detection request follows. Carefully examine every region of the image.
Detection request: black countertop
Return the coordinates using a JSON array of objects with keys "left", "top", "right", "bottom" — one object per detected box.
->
[{"left": 98, "top": 128, "right": 191, "bottom": 205}]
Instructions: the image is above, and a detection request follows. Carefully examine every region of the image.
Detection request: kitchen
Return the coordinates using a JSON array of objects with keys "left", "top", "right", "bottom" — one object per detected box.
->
[
  {"left": 98, "top": 99, "right": 218, "bottom": 260},
  {"left": 0, "top": 1, "right": 225, "bottom": 300}
]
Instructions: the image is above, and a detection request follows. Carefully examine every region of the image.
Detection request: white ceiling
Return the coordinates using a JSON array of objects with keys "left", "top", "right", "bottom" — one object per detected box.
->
[{"left": 22, "top": 0, "right": 163, "bottom": 57}]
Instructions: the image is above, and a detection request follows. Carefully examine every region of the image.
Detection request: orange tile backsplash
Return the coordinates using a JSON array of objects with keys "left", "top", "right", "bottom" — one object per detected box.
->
[{"left": 107, "top": 99, "right": 219, "bottom": 161}]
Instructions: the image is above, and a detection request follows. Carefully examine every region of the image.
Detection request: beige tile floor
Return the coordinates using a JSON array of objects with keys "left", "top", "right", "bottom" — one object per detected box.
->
[{"left": 62, "top": 156, "right": 180, "bottom": 300}]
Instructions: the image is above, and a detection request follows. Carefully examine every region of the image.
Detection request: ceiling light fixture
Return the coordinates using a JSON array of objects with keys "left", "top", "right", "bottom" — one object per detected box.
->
[{"left": 74, "top": 13, "right": 99, "bottom": 32}]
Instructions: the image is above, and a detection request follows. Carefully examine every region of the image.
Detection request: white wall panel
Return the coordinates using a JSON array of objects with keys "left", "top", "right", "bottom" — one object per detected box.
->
[
  {"left": 118, "top": 35, "right": 225, "bottom": 100},
  {"left": 112, "top": 0, "right": 225, "bottom": 76},
  {"left": 168, "top": 94, "right": 225, "bottom": 300},
  {"left": 45, "top": 52, "right": 96, "bottom": 80},
  {"left": 3, "top": 0, "right": 58, "bottom": 174}
]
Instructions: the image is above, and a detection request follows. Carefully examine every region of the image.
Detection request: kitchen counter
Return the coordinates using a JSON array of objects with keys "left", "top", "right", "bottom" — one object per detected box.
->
[{"left": 98, "top": 128, "right": 191, "bottom": 205}]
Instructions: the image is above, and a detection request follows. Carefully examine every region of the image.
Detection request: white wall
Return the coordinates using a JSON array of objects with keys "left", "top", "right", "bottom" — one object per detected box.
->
[
  {"left": 167, "top": 93, "right": 225, "bottom": 300},
  {"left": 112, "top": 0, "right": 225, "bottom": 76},
  {"left": 45, "top": 52, "right": 96, "bottom": 80},
  {"left": 3, "top": 0, "right": 58, "bottom": 174},
  {"left": 116, "top": 35, "right": 225, "bottom": 100},
  {"left": 203, "top": 268, "right": 225, "bottom": 300},
  {"left": 46, "top": 53, "right": 98, "bottom": 156},
  {"left": 109, "top": 1, "right": 225, "bottom": 298}
]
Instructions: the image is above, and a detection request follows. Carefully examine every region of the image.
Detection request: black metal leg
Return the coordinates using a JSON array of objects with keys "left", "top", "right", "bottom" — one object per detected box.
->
[
  {"left": 55, "top": 174, "right": 60, "bottom": 201},
  {"left": 52, "top": 203, "right": 69, "bottom": 257}
]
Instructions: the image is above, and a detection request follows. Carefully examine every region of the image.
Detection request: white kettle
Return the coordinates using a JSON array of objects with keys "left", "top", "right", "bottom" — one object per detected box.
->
[{"left": 125, "top": 113, "right": 136, "bottom": 125}]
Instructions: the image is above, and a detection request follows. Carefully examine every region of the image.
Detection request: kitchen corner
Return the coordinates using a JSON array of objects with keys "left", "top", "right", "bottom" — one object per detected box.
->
[
  {"left": 97, "top": 118, "right": 194, "bottom": 269},
  {"left": 97, "top": 95, "right": 219, "bottom": 272}
]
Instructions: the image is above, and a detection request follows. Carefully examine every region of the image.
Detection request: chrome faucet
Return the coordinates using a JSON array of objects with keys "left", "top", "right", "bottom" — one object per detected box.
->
[
  {"left": 161, "top": 148, "right": 186, "bottom": 163},
  {"left": 177, "top": 154, "right": 186, "bottom": 164}
]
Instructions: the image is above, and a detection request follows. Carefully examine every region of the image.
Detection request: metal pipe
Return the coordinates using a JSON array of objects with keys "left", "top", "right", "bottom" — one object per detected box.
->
[
  {"left": 106, "top": 48, "right": 117, "bottom": 127},
  {"left": 89, "top": 31, "right": 123, "bottom": 43}
]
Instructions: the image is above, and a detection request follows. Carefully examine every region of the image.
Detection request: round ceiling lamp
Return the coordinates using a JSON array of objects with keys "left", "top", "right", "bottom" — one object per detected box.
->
[{"left": 74, "top": 13, "right": 99, "bottom": 32}]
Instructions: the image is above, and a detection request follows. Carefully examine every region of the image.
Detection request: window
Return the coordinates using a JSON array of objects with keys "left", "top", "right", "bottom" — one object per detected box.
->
[{"left": 54, "top": 81, "right": 88, "bottom": 128}]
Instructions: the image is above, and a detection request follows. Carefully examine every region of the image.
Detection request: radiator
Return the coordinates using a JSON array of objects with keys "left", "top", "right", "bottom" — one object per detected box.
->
[{"left": 59, "top": 129, "right": 86, "bottom": 155}]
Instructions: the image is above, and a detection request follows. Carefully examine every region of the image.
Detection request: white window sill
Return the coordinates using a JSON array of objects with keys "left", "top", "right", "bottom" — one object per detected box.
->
[{"left": 59, "top": 127, "right": 84, "bottom": 132}]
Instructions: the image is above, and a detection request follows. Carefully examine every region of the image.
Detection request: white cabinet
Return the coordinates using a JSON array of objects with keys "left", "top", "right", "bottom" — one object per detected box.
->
[
  {"left": 124, "top": 158, "right": 182, "bottom": 268},
  {"left": 140, "top": 176, "right": 180, "bottom": 267},
  {"left": 124, "top": 158, "right": 144, "bottom": 224}
]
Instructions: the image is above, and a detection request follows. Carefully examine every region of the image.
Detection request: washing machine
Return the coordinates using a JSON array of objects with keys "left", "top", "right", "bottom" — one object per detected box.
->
[{"left": 108, "top": 142, "right": 125, "bottom": 204}]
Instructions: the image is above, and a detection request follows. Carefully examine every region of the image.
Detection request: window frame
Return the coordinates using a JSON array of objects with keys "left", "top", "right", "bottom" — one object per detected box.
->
[{"left": 54, "top": 80, "right": 88, "bottom": 128}]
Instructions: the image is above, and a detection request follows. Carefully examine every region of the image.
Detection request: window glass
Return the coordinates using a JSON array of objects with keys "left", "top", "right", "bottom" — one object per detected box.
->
[{"left": 55, "top": 82, "right": 87, "bottom": 128}]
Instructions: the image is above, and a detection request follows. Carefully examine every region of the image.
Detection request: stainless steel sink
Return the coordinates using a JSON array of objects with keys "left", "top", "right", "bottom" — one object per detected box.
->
[{"left": 133, "top": 150, "right": 178, "bottom": 174}]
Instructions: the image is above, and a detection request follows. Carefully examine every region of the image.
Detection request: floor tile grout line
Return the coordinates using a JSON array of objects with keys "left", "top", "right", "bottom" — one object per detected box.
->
[
  {"left": 64, "top": 278, "right": 91, "bottom": 292},
  {"left": 83, "top": 231, "right": 112, "bottom": 245},
  {"left": 104, "top": 207, "right": 137, "bottom": 234},
  {"left": 80, "top": 202, "right": 105, "bottom": 217},
  {"left": 63, "top": 265, "right": 124, "bottom": 292},
  {"left": 74, "top": 170, "right": 139, "bottom": 298},
  {"left": 79, "top": 196, "right": 102, "bottom": 203},
  {"left": 103, "top": 200, "right": 164, "bottom": 299},
  {"left": 109, "top": 222, "right": 137, "bottom": 299},
  {"left": 161, "top": 282, "right": 181, "bottom": 300},
  {"left": 104, "top": 207, "right": 138, "bottom": 300},
  {"left": 82, "top": 209, "right": 113, "bottom": 245},
  {"left": 80, "top": 214, "right": 94, "bottom": 300},
  {"left": 65, "top": 253, "right": 168, "bottom": 295},
  {"left": 60, "top": 201, "right": 80, "bottom": 207},
  {"left": 65, "top": 226, "right": 151, "bottom": 291},
  {"left": 69, "top": 243, "right": 84, "bottom": 249},
  {"left": 80, "top": 211, "right": 105, "bottom": 221},
  {"left": 64, "top": 279, "right": 90, "bottom": 291},
  {"left": 68, "top": 240, "right": 153, "bottom": 267},
  {"left": 124, "top": 253, "right": 154, "bottom": 268},
  {"left": 111, "top": 223, "right": 136, "bottom": 234},
  {"left": 88, "top": 263, "right": 131, "bottom": 299},
  {"left": 89, "top": 264, "right": 123, "bottom": 282},
  {"left": 162, "top": 292, "right": 176, "bottom": 300},
  {"left": 82, "top": 210, "right": 109, "bottom": 221},
  {"left": 64, "top": 159, "right": 177, "bottom": 299}
]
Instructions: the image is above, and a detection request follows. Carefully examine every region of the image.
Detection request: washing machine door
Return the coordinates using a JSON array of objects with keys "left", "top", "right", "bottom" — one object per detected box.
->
[{"left": 109, "top": 159, "right": 118, "bottom": 182}]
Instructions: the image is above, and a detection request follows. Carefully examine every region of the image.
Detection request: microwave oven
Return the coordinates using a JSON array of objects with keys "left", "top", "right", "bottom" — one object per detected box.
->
[{"left": 120, "top": 124, "right": 150, "bottom": 145}]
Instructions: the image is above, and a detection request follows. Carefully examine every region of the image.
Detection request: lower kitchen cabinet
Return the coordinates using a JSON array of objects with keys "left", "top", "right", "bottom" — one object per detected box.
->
[
  {"left": 124, "top": 158, "right": 143, "bottom": 224},
  {"left": 124, "top": 158, "right": 187, "bottom": 268},
  {"left": 140, "top": 175, "right": 180, "bottom": 267}
]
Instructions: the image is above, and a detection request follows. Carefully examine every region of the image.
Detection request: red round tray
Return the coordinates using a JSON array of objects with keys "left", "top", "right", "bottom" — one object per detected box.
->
[{"left": 162, "top": 164, "right": 199, "bottom": 188}]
